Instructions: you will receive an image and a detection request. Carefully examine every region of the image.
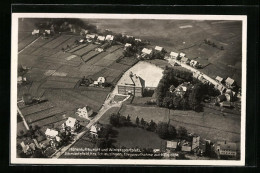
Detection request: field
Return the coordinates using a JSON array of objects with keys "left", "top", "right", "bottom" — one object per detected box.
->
[
  {"left": 114, "top": 104, "right": 240, "bottom": 143},
  {"left": 112, "top": 127, "right": 165, "bottom": 149},
  {"left": 85, "top": 19, "right": 242, "bottom": 86}
]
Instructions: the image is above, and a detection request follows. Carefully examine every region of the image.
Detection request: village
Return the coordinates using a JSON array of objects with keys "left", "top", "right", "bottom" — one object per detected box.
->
[{"left": 17, "top": 19, "right": 241, "bottom": 160}]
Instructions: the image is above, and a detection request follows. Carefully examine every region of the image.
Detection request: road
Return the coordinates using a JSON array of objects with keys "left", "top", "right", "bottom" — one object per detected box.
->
[
  {"left": 51, "top": 90, "right": 130, "bottom": 158},
  {"left": 167, "top": 58, "right": 227, "bottom": 91}
]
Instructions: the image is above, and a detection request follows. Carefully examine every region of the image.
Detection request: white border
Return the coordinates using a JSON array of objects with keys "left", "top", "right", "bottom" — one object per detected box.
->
[{"left": 11, "top": 13, "right": 247, "bottom": 166}]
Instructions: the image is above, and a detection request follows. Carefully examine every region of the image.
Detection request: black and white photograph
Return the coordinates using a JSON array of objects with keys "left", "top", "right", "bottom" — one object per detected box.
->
[{"left": 11, "top": 13, "right": 247, "bottom": 165}]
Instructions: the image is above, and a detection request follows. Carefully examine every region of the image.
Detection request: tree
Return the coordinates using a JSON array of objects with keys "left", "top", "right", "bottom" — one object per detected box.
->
[
  {"left": 177, "top": 126, "right": 188, "bottom": 139},
  {"left": 136, "top": 117, "right": 140, "bottom": 126},
  {"left": 148, "top": 120, "right": 156, "bottom": 132},
  {"left": 156, "top": 122, "right": 169, "bottom": 139},
  {"left": 140, "top": 118, "right": 145, "bottom": 127},
  {"left": 220, "top": 46, "right": 224, "bottom": 50},
  {"left": 168, "top": 125, "right": 177, "bottom": 139},
  {"left": 20, "top": 130, "right": 24, "bottom": 136},
  {"left": 110, "top": 113, "right": 120, "bottom": 127}
]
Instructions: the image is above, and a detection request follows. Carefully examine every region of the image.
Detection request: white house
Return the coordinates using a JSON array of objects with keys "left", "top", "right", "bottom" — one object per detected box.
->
[
  {"left": 32, "top": 29, "right": 40, "bottom": 35},
  {"left": 90, "top": 124, "right": 102, "bottom": 138},
  {"left": 86, "top": 34, "right": 96, "bottom": 39},
  {"left": 45, "top": 30, "right": 51, "bottom": 35},
  {"left": 179, "top": 52, "right": 186, "bottom": 57},
  {"left": 105, "top": 35, "right": 114, "bottom": 41},
  {"left": 154, "top": 46, "right": 163, "bottom": 52},
  {"left": 65, "top": 117, "right": 80, "bottom": 132},
  {"left": 45, "top": 128, "right": 58, "bottom": 139},
  {"left": 225, "top": 77, "right": 235, "bottom": 88},
  {"left": 75, "top": 106, "right": 93, "bottom": 120},
  {"left": 135, "top": 38, "right": 141, "bottom": 42},
  {"left": 124, "top": 43, "right": 132, "bottom": 50},
  {"left": 95, "top": 48, "right": 104, "bottom": 52},
  {"left": 141, "top": 48, "right": 152, "bottom": 57},
  {"left": 97, "top": 36, "right": 105, "bottom": 42},
  {"left": 170, "top": 52, "right": 179, "bottom": 59},
  {"left": 216, "top": 76, "right": 224, "bottom": 83},
  {"left": 97, "top": 77, "right": 106, "bottom": 84}
]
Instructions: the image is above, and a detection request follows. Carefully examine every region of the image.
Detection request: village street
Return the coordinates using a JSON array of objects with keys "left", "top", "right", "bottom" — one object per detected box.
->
[
  {"left": 167, "top": 58, "right": 227, "bottom": 90},
  {"left": 51, "top": 87, "right": 130, "bottom": 158}
]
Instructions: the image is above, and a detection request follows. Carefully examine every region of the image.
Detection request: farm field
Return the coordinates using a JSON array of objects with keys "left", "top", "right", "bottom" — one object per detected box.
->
[
  {"left": 116, "top": 104, "right": 240, "bottom": 142},
  {"left": 85, "top": 19, "right": 242, "bottom": 86}
]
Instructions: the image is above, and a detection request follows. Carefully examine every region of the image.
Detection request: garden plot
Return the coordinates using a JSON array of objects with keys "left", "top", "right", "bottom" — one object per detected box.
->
[
  {"left": 18, "top": 54, "right": 40, "bottom": 67},
  {"left": 24, "top": 68, "right": 51, "bottom": 82},
  {"left": 30, "top": 113, "right": 67, "bottom": 127},
  {"left": 43, "top": 35, "right": 72, "bottom": 49},
  {"left": 55, "top": 36, "right": 82, "bottom": 50},
  {"left": 82, "top": 51, "right": 100, "bottom": 62},
  {"left": 31, "top": 47, "right": 59, "bottom": 57},
  {"left": 67, "top": 44, "right": 88, "bottom": 53},
  {"left": 40, "top": 56, "right": 82, "bottom": 67},
  {"left": 106, "top": 45, "right": 123, "bottom": 53},
  {"left": 55, "top": 65, "right": 83, "bottom": 78},
  {"left": 18, "top": 36, "right": 38, "bottom": 51},
  {"left": 91, "top": 68, "right": 122, "bottom": 83},
  {"left": 30, "top": 37, "right": 56, "bottom": 48},
  {"left": 19, "top": 46, "right": 38, "bottom": 55},
  {"left": 93, "top": 58, "right": 115, "bottom": 67},
  {"left": 117, "top": 56, "right": 139, "bottom": 66},
  {"left": 73, "top": 44, "right": 99, "bottom": 56},
  {"left": 79, "top": 64, "right": 104, "bottom": 75},
  {"left": 20, "top": 101, "right": 54, "bottom": 116},
  {"left": 94, "top": 49, "right": 123, "bottom": 66},
  {"left": 41, "top": 80, "right": 77, "bottom": 89},
  {"left": 47, "top": 76, "right": 81, "bottom": 83},
  {"left": 25, "top": 107, "right": 64, "bottom": 124},
  {"left": 85, "top": 52, "right": 110, "bottom": 66},
  {"left": 18, "top": 32, "right": 31, "bottom": 43},
  {"left": 29, "top": 81, "right": 45, "bottom": 97}
]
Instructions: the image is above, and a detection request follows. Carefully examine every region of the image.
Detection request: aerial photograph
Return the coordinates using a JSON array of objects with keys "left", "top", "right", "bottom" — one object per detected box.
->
[{"left": 14, "top": 16, "right": 244, "bottom": 162}]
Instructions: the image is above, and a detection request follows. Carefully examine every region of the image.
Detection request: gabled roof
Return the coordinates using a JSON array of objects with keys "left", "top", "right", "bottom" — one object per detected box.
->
[
  {"left": 170, "top": 52, "right": 179, "bottom": 57},
  {"left": 181, "top": 57, "right": 189, "bottom": 62},
  {"left": 97, "top": 36, "right": 105, "bottom": 41},
  {"left": 216, "top": 76, "right": 223, "bottom": 82},
  {"left": 167, "top": 141, "right": 178, "bottom": 149},
  {"left": 141, "top": 48, "right": 152, "bottom": 55},
  {"left": 66, "top": 117, "right": 77, "bottom": 128},
  {"left": 90, "top": 125, "right": 97, "bottom": 133},
  {"left": 45, "top": 128, "right": 58, "bottom": 137},
  {"left": 86, "top": 34, "right": 96, "bottom": 39},
  {"left": 155, "top": 46, "right": 163, "bottom": 51},
  {"left": 119, "top": 72, "right": 143, "bottom": 87},
  {"left": 180, "top": 52, "right": 186, "bottom": 57},
  {"left": 217, "top": 141, "right": 237, "bottom": 151},
  {"left": 125, "top": 43, "right": 132, "bottom": 47},
  {"left": 225, "top": 77, "right": 235, "bottom": 85},
  {"left": 105, "top": 35, "right": 114, "bottom": 41}
]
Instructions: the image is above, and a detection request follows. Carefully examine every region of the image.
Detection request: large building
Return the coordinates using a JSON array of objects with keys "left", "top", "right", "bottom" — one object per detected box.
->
[{"left": 117, "top": 72, "right": 144, "bottom": 97}]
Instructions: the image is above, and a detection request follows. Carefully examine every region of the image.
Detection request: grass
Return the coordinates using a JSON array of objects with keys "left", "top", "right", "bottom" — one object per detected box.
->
[{"left": 112, "top": 127, "right": 165, "bottom": 149}]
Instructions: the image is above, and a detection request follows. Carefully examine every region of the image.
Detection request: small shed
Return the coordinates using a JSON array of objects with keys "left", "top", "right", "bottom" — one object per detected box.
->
[
  {"left": 155, "top": 46, "right": 163, "bottom": 52},
  {"left": 216, "top": 76, "right": 224, "bottom": 83}
]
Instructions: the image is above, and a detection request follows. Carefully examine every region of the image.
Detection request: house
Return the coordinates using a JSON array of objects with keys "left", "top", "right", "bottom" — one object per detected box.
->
[
  {"left": 32, "top": 29, "right": 40, "bottom": 35},
  {"left": 97, "top": 77, "right": 106, "bottom": 84},
  {"left": 215, "top": 141, "right": 237, "bottom": 157},
  {"left": 75, "top": 106, "right": 93, "bottom": 120},
  {"left": 45, "top": 30, "right": 51, "bottom": 35},
  {"left": 181, "top": 143, "right": 192, "bottom": 152},
  {"left": 65, "top": 117, "right": 80, "bottom": 132},
  {"left": 97, "top": 36, "right": 105, "bottom": 43},
  {"left": 225, "top": 92, "right": 233, "bottom": 102},
  {"left": 118, "top": 72, "right": 145, "bottom": 97},
  {"left": 45, "top": 128, "right": 59, "bottom": 139},
  {"left": 174, "top": 82, "right": 190, "bottom": 97},
  {"left": 105, "top": 35, "right": 114, "bottom": 41},
  {"left": 79, "top": 39, "right": 84, "bottom": 43},
  {"left": 95, "top": 48, "right": 104, "bottom": 52},
  {"left": 179, "top": 52, "right": 186, "bottom": 58},
  {"left": 90, "top": 124, "right": 102, "bottom": 138},
  {"left": 166, "top": 141, "right": 178, "bottom": 150},
  {"left": 141, "top": 48, "right": 152, "bottom": 58},
  {"left": 20, "top": 141, "right": 34, "bottom": 155},
  {"left": 169, "top": 85, "right": 175, "bottom": 93},
  {"left": 18, "top": 76, "right": 27, "bottom": 85},
  {"left": 217, "top": 95, "right": 226, "bottom": 102},
  {"left": 154, "top": 46, "right": 163, "bottom": 52},
  {"left": 190, "top": 60, "right": 200, "bottom": 68},
  {"left": 135, "top": 38, "right": 141, "bottom": 42},
  {"left": 198, "top": 75, "right": 208, "bottom": 84},
  {"left": 220, "top": 101, "right": 232, "bottom": 108},
  {"left": 192, "top": 136, "right": 200, "bottom": 150},
  {"left": 86, "top": 34, "right": 96, "bottom": 40},
  {"left": 225, "top": 77, "right": 235, "bottom": 88},
  {"left": 215, "top": 84, "right": 226, "bottom": 94},
  {"left": 216, "top": 76, "right": 224, "bottom": 83},
  {"left": 124, "top": 43, "right": 132, "bottom": 50},
  {"left": 193, "top": 71, "right": 200, "bottom": 79},
  {"left": 170, "top": 52, "right": 179, "bottom": 59},
  {"left": 180, "top": 57, "right": 190, "bottom": 64}
]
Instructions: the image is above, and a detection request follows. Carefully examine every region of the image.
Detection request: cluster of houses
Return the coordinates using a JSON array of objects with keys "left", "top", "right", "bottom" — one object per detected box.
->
[
  {"left": 32, "top": 29, "right": 52, "bottom": 38},
  {"left": 80, "top": 76, "right": 106, "bottom": 87},
  {"left": 82, "top": 33, "right": 114, "bottom": 45},
  {"left": 166, "top": 135, "right": 238, "bottom": 159}
]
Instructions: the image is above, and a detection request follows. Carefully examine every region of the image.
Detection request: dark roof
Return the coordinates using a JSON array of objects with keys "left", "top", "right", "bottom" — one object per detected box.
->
[{"left": 217, "top": 141, "right": 237, "bottom": 151}]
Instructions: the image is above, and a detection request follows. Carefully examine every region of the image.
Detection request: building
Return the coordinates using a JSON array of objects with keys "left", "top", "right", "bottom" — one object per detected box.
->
[
  {"left": 118, "top": 72, "right": 144, "bottom": 97},
  {"left": 225, "top": 77, "right": 235, "bottom": 88},
  {"left": 75, "top": 106, "right": 93, "bottom": 120},
  {"left": 154, "top": 46, "right": 163, "bottom": 52},
  {"left": 64, "top": 117, "right": 80, "bottom": 132},
  {"left": 169, "top": 85, "right": 175, "bottom": 93},
  {"left": 32, "top": 29, "right": 40, "bottom": 36},
  {"left": 214, "top": 83, "right": 226, "bottom": 94},
  {"left": 215, "top": 141, "right": 237, "bottom": 157},
  {"left": 216, "top": 76, "right": 224, "bottom": 83},
  {"left": 90, "top": 124, "right": 102, "bottom": 138},
  {"left": 141, "top": 48, "right": 152, "bottom": 58},
  {"left": 124, "top": 43, "right": 132, "bottom": 50},
  {"left": 190, "top": 60, "right": 200, "bottom": 68},
  {"left": 179, "top": 52, "right": 186, "bottom": 58},
  {"left": 180, "top": 57, "right": 190, "bottom": 64},
  {"left": 45, "top": 128, "right": 59, "bottom": 139},
  {"left": 192, "top": 136, "right": 200, "bottom": 150},
  {"left": 193, "top": 71, "right": 201, "bottom": 79},
  {"left": 45, "top": 30, "right": 51, "bottom": 35},
  {"left": 95, "top": 48, "right": 104, "bottom": 52},
  {"left": 135, "top": 38, "right": 141, "bottom": 42},
  {"left": 170, "top": 52, "right": 179, "bottom": 59},
  {"left": 105, "top": 35, "right": 114, "bottom": 41},
  {"left": 166, "top": 141, "right": 178, "bottom": 150},
  {"left": 181, "top": 144, "right": 192, "bottom": 152},
  {"left": 86, "top": 34, "right": 96, "bottom": 40},
  {"left": 97, "top": 36, "right": 105, "bottom": 42},
  {"left": 97, "top": 77, "right": 106, "bottom": 84}
]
